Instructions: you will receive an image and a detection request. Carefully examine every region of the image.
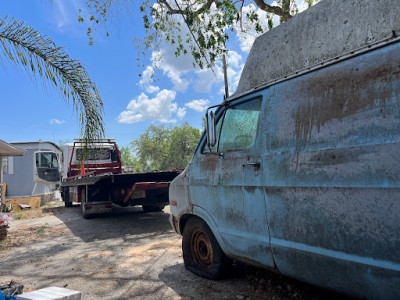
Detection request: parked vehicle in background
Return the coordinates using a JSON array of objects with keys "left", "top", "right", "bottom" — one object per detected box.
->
[
  {"left": 168, "top": 0, "right": 400, "bottom": 299},
  {"left": 61, "top": 139, "right": 180, "bottom": 218},
  {"left": 3, "top": 141, "right": 61, "bottom": 198}
]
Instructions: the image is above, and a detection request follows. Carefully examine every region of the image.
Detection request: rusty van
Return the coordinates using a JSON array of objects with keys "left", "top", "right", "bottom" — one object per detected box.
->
[{"left": 168, "top": 0, "right": 400, "bottom": 298}]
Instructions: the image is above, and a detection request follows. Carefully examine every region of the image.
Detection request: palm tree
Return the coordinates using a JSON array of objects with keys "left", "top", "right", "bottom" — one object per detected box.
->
[{"left": 0, "top": 16, "right": 105, "bottom": 141}]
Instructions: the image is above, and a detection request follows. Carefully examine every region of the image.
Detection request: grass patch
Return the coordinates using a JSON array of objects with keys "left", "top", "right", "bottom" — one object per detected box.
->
[{"left": 13, "top": 213, "right": 23, "bottom": 220}]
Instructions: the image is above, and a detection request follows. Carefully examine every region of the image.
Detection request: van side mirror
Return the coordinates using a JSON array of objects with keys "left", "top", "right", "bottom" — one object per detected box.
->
[{"left": 206, "top": 110, "right": 216, "bottom": 147}]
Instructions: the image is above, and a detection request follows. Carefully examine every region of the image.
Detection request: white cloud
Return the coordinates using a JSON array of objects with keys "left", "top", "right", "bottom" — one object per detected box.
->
[
  {"left": 185, "top": 99, "right": 210, "bottom": 112},
  {"left": 139, "top": 66, "right": 160, "bottom": 94},
  {"left": 296, "top": 0, "right": 313, "bottom": 13},
  {"left": 53, "top": 0, "right": 80, "bottom": 29},
  {"left": 193, "top": 50, "right": 244, "bottom": 95},
  {"left": 50, "top": 118, "right": 65, "bottom": 125},
  {"left": 177, "top": 107, "right": 187, "bottom": 119},
  {"left": 118, "top": 89, "right": 184, "bottom": 124},
  {"left": 193, "top": 68, "right": 222, "bottom": 93},
  {"left": 228, "top": 51, "right": 243, "bottom": 69},
  {"left": 152, "top": 50, "right": 191, "bottom": 92}
]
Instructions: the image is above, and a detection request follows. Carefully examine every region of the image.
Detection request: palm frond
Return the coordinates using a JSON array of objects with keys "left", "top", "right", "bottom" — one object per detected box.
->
[{"left": 0, "top": 16, "right": 105, "bottom": 141}]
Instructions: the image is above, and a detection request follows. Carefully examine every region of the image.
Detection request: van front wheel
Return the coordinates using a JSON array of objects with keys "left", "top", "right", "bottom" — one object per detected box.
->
[{"left": 182, "top": 217, "right": 230, "bottom": 279}]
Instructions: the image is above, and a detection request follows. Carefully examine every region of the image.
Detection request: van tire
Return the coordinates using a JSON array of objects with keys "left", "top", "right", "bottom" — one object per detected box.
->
[{"left": 182, "top": 217, "right": 231, "bottom": 279}]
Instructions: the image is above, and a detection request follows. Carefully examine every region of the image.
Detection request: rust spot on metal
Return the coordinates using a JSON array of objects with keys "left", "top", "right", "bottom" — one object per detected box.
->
[
  {"left": 293, "top": 54, "right": 400, "bottom": 149},
  {"left": 225, "top": 207, "right": 247, "bottom": 227},
  {"left": 199, "top": 156, "right": 218, "bottom": 172}
]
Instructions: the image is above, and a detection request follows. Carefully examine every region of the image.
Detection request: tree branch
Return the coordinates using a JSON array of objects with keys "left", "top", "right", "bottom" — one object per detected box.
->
[
  {"left": 158, "top": 0, "right": 292, "bottom": 20},
  {"left": 158, "top": 0, "right": 216, "bottom": 15},
  {"left": 253, "top": 0, "right": 292, "bottom": 19}
]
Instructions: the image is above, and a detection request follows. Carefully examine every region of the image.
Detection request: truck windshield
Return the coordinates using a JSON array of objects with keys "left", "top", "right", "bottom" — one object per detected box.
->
[
  {"left": 207, "top": 98, "right": 262, "bottom": 153},
  {"left": 36, "top": 152, "right": 59, "bottom": 169}
]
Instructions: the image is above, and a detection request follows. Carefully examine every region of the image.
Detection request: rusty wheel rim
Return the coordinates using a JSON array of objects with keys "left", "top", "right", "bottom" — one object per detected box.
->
[{"left": 191, "top": 230, "right": 213, "bottom": 267}]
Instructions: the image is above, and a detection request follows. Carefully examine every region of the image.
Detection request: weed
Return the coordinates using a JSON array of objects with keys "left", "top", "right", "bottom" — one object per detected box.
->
[
  {"left": 13, "top": 213, "right": 23, "bottom": 220},
  {"left": 37, "top": 223, "right": 48, "bottom": 233},
  {"left": 0, "top": 238, "right": 10, "bottom": 245}
]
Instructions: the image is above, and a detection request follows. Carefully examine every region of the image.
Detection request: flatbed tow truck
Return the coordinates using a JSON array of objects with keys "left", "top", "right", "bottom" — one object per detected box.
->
[{"left": 60, "top": 139, "right": 180, "bottom": 218}]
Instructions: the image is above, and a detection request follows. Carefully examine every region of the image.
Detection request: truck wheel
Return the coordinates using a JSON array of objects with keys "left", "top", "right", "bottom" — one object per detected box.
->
[
  {"left": 142, "top": 204, "right": 165, "bottom": 212},
  {"left": 80, "top": 187, "right": 91, "bottom": 219},
  {"left": 63, "top": 187, "right": 72, "bottom": 207},
  {"left": 182, "top": 217, "right": 231, "bottom": 279}
]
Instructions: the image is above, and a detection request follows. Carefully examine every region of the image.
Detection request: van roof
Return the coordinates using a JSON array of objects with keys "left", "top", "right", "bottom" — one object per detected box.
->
[{"left": 233, "top": 0, "right": 400, "bottom": 98}]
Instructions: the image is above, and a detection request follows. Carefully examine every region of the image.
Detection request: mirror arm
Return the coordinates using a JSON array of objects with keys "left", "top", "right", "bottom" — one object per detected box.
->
[
  {"left": 215, "top": 109, "right": 227, "bottom": 157},
  {"left": 205, "top": 102, "right": 229, "bottom": 156}
]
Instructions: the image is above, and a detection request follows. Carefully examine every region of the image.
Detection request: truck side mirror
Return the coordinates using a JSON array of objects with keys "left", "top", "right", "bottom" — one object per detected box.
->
[{"left": 206, "top": 110, "right": 216, "bottom": 147}]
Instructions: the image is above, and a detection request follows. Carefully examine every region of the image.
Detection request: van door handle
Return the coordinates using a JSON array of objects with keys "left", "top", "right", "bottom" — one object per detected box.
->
[{"left": 242, "top": 162, "right": 261, "bottom": 168}]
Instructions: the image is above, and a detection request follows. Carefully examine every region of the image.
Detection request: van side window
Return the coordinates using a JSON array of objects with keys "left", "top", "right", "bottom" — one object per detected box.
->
[{"left": 203, "top": 98, "right": 261, "bottom": 154}]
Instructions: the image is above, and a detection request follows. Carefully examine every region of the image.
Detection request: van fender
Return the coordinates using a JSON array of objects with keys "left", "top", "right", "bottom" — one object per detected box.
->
[{"left": 186, "top": 205, "right": 233, "bottom": 258}]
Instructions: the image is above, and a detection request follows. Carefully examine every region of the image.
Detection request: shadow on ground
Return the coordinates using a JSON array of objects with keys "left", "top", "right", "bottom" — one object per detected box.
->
[
  {"left": 51, "top": 204, "right": 173, "bottom": 243},
  {"left": 159, "top": 262, "right": 353, "bottom": 300}
]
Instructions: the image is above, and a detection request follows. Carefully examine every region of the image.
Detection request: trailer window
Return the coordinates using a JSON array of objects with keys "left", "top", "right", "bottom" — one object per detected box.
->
[{"left": 218, "top": 98, "right": 261, "bottom": 152}]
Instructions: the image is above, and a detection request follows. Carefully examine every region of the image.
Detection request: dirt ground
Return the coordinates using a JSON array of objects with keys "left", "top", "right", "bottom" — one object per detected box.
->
[{"left": 0, "top": 203, "right": 350, "bottom": 299}]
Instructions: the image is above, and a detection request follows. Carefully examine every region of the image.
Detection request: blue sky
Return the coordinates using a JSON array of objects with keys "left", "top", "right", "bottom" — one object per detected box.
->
[{"left": 0, "top": 0, "right": 309, "bottom": 147}]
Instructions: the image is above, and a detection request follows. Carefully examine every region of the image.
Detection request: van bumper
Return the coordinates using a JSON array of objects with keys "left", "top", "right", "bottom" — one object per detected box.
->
[{"left": 169, "top": 214, "right": 179, "bottom": 234}]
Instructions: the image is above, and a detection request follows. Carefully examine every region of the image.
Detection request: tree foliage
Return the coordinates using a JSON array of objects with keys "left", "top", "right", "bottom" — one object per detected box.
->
[
  {"left": 130, "top": 122, "right": 200, "bottom": 171},
  {"left": 119, "top": 146, "right": 135, "bottom": 166},
  {"left": 79, "top": 0, "right": 317, "bottom": 70},
  {"left": 0, "top": 16, "right": 105, "bottom": 141}
]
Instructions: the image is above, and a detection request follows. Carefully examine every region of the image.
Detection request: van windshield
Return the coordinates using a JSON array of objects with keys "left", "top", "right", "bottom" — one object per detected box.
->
[{"left": 206, "top": 98, "right": 262, "bottom": 153}]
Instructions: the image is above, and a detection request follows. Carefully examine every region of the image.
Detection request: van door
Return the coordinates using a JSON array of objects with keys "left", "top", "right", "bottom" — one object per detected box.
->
[{"left": 190, "top": 96, "right": 274, "bottom": 267}]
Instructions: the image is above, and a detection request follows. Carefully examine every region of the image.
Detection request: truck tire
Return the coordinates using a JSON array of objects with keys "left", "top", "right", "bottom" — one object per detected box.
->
[
  {"left": 80, "top": 187, "right": 91, "bottom": 219},
  {"left": 142, "top": 204, "right": 165, "bottom": 212},
  {"left": 63, "top": 187, "right": 72, "bottom": 207},
  {"left": 182, "top": 217, "right": 231, "bottom": 279}
]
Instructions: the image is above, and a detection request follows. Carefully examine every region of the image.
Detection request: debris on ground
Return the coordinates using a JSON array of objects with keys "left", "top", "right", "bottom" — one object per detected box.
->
[
  {"left": 0, "top": 280, "right": 24, "bottom": 298},
  {"left": 0, "top": 213, "right": 12, "bottom": 241},
  {"left": 16, "top": 204, "right": 31, "bottom": 211},
  {"left": 0, "top": 213, "right": 12, "bottom": 227}
]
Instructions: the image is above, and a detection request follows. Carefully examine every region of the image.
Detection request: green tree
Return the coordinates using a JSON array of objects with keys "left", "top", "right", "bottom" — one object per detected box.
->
[
  {"left": 0, "top": 16, "right": 104, "bottom": 141},
  {"left": 167, "top": 122, "right": 201, "bottom": 168},
  {"left": 131, "top": 124, "right": 172, "bottom": 171},
  {"left": 119, "top": 146, "right": 135, "bottom": 166},
  {"left": 80, "top": 0, "right": 317, "bottom": 69},
  {"left": 131, "top": 122, "right": 200, "bottom": 171}
]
